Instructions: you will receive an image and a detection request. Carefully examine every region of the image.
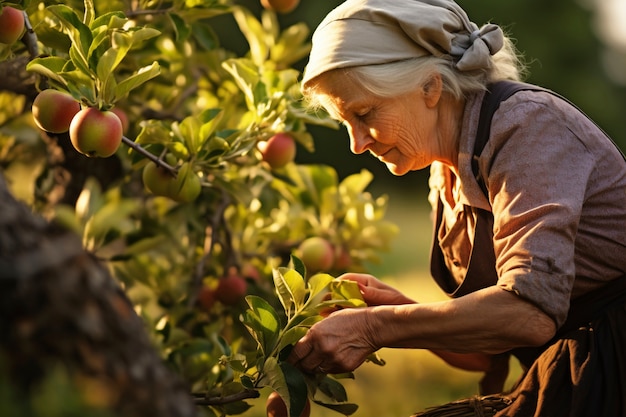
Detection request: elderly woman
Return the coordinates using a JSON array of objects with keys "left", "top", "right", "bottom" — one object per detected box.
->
[{"left": 288, "top": 0, "right": 626, "bottom": 415}]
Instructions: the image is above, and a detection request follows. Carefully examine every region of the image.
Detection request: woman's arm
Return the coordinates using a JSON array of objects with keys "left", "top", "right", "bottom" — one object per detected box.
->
[{"left": 289, "top": 284, "right": 556, "bottom": 374}]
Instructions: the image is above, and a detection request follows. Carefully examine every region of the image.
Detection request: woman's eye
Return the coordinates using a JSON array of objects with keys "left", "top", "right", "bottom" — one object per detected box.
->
[{"left": 355, "top": 110, "right": 370, "bottom": 120}]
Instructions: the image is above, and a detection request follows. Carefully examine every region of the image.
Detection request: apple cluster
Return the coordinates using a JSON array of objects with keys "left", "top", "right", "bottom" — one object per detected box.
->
[
  {"left": 0, "top": 6, "right": 25, "bottom": 45},
  {"left": 32, "top": 89, "right": 125, "bottom": 158}
]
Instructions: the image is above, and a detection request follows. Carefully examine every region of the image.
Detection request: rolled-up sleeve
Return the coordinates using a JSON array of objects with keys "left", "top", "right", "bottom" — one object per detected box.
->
[{"left": 482, "top": 97, "right": 595, "bottom": 327}]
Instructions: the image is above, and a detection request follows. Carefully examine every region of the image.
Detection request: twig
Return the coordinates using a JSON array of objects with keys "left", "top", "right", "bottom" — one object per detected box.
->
[
  {"left": 187, "top": 189, "right": 233, "bottom": 308},
  {"left": 193, "top": 389, "right": 260, "bottom": 406},
  {"left": 121, "top": 136, "right": 177, "bottom": 174},
  {"left": 22, "top": 11, "right": 39, "bottom": 59}
]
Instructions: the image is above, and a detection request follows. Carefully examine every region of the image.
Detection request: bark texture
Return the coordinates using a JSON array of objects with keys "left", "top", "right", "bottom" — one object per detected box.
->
[{"left": 0, "top": 174, "right": 197, "bottom": 417}]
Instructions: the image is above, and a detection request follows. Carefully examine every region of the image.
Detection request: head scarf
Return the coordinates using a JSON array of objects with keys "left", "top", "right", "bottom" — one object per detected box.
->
[{"left": 301, "top": 0, "right": 504, "bottom": 87}]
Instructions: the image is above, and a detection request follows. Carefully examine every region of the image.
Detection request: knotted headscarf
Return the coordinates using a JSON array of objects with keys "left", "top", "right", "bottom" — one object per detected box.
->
[{"left": 302, "top": 0, "right": 504, "bottom": 87}]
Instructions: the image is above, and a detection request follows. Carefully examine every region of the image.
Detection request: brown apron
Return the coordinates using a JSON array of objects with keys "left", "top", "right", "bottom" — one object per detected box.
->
[
  {"left": 429, "top": 199, "right": 497, "bottom": 298},
  {"left": 428, "top": 197, "right": 626, "bottom": 416}
]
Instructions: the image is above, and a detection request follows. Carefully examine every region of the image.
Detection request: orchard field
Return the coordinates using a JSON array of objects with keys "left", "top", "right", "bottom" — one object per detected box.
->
[{"left": 0, "top": 1, "right": 623, "bottom": 417}]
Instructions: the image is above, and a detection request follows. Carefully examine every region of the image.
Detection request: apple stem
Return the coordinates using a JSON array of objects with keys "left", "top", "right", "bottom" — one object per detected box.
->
[{"left": 121, "top": 135, "right": 177, "bottom": 173}]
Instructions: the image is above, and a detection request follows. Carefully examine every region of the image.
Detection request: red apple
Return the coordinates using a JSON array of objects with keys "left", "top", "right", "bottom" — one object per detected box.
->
[
  {"left": 258, "top": 133, "right": 296, "bottom": 169},
  {"left": 333, "top": 245, "right": 352, "bottom": 271},
  {"left": 215, "top": 273, "right": 247, "bottom": 306},
  {"left": 0, "top": 6, "right": 25, "bottom": 44},
  {"left": 111, "top": 107, "right": 129, "bottom": 134},
  {"left": 266, "top": 391, "right": 311, "bottom": 417},
  {"left": 69, "top": 107, "right": 123, "bottom": 157},
  {"left": 297, "top": 237, "right": 335, "bottom": 273},
  {"left": 260, "top": 0, "right": 300, "bottom": 14},
  {"left": 241, "top": 262, "right": 261, "bottom": 282},
  {"left": 32, "top": 89, "right": 81, "bottom": 134},
  {"left": 198, "top": 285, "right": 217, "bottom": 312}
]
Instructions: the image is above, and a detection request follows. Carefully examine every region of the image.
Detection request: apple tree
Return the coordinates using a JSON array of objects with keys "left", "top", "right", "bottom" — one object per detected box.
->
[{"left": 0, "top": 0, "right": 398, "bottom": 416}]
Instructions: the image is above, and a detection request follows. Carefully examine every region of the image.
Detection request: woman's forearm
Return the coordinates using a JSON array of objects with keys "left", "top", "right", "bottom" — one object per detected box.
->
[{"left": 366, "top": 286, "right": 556, "bottom": 354}]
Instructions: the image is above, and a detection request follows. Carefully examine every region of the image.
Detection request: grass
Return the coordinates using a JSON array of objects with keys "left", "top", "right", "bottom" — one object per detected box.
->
[{"left": 244, "top": 185, "right": 523, "bottom": 417}]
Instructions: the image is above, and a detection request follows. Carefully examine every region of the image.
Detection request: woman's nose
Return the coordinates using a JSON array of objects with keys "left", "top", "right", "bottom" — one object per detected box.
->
[{"left": 346, "top": 124, "right": 373, "bottom": 155}]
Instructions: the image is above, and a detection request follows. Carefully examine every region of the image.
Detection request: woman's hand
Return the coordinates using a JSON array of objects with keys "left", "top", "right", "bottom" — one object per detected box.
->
[
  {"left": 288, "top": 307, "right": 378, "bottom": 374},
  {"left": 338, "top": 273, "right": 416, "bottom": 306}
]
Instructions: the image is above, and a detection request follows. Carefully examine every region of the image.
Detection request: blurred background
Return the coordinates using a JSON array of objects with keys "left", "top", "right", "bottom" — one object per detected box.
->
[{"left": 216, "top": 0, "right": 626, "bottom": 415}]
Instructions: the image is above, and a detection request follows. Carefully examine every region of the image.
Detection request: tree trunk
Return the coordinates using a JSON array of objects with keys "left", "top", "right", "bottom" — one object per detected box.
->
[{"left": 0, "top": 174, "right": 197, "bottom": 417}]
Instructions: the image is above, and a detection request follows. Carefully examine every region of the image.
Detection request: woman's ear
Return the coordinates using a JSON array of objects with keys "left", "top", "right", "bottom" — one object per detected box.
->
[{"left": 423, "top": 73, "right": 443, "bottom": 108}]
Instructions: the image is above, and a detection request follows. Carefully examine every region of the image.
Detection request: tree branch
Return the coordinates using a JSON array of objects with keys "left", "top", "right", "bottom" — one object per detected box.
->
[{"left": 193, "top": 389, "right": 260, "bottom": 406}]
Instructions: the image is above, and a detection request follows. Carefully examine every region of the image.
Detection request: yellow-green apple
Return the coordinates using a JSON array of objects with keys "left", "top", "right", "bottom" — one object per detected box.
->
[
  {"left": 266, "top": 391, "right": 311, "bottom": 417},
  {"left": 260, "top": 0, "right": 300, "bottom": 14},
  {"left": 69, "top": 107, "right": 123, "bottom": 157},
  {"left": 32, "top": 89, "right": 81, "bottom": 134},
  {"left": 142, "top": 161, "right": 175, "bottom": 197},
  {"left": 0, "top": 6, "right": 25, "bottom": 44},
  {"left": 258, "top": 133, "right": 296, "bottom": 169},
  {"left": 171, "top": 163, "right": 201, "bottom": 202},
  {"left": 142, "top": 161, "right": 201, "bottom": 202},
  {"left": 215, "top": 272, "right": 247, "bottom": 306},
  {"left": 297, "top": 237, "right": 335, "bottom": 273}
]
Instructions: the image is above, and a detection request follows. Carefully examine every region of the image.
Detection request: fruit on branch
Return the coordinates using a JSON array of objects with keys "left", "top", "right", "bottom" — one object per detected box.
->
[
  {"left": 266, "top": 391, "right": 311, "bottom": 417},
  {"left": 111, "top": 107, "right": 129, "bottom": 134},
  {"left": 32, "top": 90, "right": 81, "bottom": 134},
  {"left": 215, "top": 271, "right": 247, "bottom": 306},
  {"left": 69, "top": 107, "right": 123, "bottom": 158},
  {"left": 198, "top": 285, "right": 217, "bottom": 312},
  {"left": 0, "top": 6, "right": 25, "bottom": 45},
  {"left": 241, "top": 262, "right": 261, "bottom": 282},
  {"left": 333, "top": 245, "right": 353, "bottom": 271},
  {"left": 258, "top": 133, "right": 296, "bottom": 169},
  {"left": 142, "top": 161, "right": 202, "bottom": 203},
  {"left": 297, "top": 237, "right": 335, "bottom": 273},
  {"left": 260, "top": 0, "right": 300, "bottom": 14}
]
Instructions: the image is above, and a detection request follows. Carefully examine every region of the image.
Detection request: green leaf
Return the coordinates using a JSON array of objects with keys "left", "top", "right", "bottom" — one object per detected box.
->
[
  {"left": 290, "top": 255, "right": 306, "bottom": 278},
  {"left": 222, "top": 58, "right": 260, "bottom": 111},
  {"left": 168, "top": 13, "right": 190, "bottom": 41},
  {"left": 232, "top": 6, "right": 269, "bottom": 67},
  {"left": 314, "top": 401, "right": 359, "bottom": 416},
  {"left": 26, "top": 57, "right": 71, "bottom": 88},
  {"left": 48, "top": 5, "right": 93, "bottom": 69},
  {"left": 114, "top": 62, "right": 160, "bottom": 101},
  {"left": 242, "top": 295, "right": 281, "bottom": 357},
  {"left": 130, "top": 27, "right": 161, "bottom": 44},
  {"left": 306, "top": 273, "right": 334, "bottom": 302},
  {"left": 330, "top": 280, "right": 365, "bottom": 305},
  {"left": 260, "top": 358, "right": 308, "bottom": 417},
  {"left": 69, "top": 41, "right": 93, "bottom": 77},
  {"left": 277, "top": 316, "right": 322, "bottom": 353},
  {"left": 317, "top": 375, "right": 348, "bottom": 402},
  {"left": 83, "top": 0, "right": 95, "bottom": 26},
  {"left": 198, "top": 108, "right": 224, "bottom": 149},
  {"left": 273, "top": 267, "right": 308, "bottom": 318},
  {"left": 97, "top": 43, "right": 130, "bottom": 82},
  {"left": 340, "top": 170, "right": 374, "bottom": 196},
  {"left": 90, "top": 11, "right": 126, "bottom": 30}
]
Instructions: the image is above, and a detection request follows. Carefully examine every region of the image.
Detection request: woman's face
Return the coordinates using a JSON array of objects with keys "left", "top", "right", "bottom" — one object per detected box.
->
[{"left": 317, "top": 74, "right": 442, "bottom": 176}]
